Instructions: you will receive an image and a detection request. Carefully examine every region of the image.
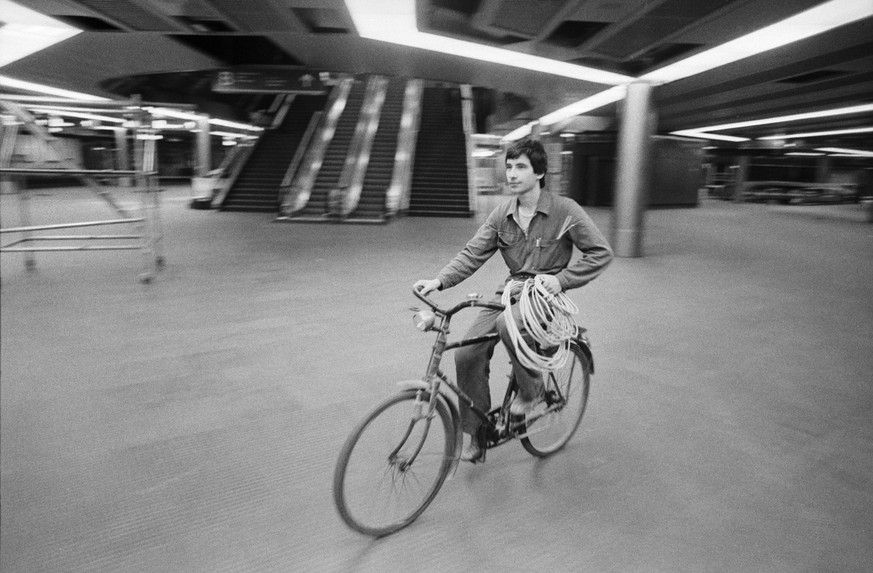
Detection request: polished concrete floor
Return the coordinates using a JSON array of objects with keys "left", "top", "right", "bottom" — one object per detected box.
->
[{"left": 1, "top": 185, "right": 872, "bottom": 572}]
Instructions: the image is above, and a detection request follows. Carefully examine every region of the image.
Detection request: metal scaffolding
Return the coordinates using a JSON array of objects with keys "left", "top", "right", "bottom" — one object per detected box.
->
[{"left": 0, "top": 99, "right": 165, "bottom": 283}]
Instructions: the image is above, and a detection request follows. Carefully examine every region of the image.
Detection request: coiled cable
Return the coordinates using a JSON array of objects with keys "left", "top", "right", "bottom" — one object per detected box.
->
[{"left": 501, "top": 276, "right": 579, "bottom": 371}]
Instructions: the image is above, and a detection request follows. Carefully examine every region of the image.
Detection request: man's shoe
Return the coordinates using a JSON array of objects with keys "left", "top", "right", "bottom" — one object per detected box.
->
[
  {"left": 460, "top": 438, "right": 485, "bottom": 464},
  {"left": 509, "top": 390, "right": 545, "bottom": 417}
]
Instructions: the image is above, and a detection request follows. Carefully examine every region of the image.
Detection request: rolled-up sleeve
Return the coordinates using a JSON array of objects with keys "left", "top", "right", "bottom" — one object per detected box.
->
[{"left": 554, "top": 207, "right": 613, "bottom": 291}]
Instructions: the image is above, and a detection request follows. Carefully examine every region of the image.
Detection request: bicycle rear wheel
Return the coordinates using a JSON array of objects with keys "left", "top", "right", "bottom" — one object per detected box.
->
[
  {"left": 333, "top": 390, "right": 455, "bottom": 536},
  {"left": 520, "top": 343, "right": 590, "bottom": 457}
]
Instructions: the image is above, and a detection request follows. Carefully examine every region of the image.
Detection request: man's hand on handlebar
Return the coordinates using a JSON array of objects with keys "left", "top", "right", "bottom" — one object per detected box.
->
[{"left": 413, "top": 279, "right": 441, "bottom": 296}]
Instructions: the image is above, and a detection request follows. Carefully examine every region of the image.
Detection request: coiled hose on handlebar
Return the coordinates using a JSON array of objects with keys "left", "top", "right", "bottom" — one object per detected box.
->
[{"left": 501, "top": 276, "right": 579, "bottom": 371}]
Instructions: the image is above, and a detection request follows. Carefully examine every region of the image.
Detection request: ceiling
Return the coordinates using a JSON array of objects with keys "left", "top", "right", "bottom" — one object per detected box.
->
[{"left": 2, "top": 0, "right": 872, "bottom": 153}]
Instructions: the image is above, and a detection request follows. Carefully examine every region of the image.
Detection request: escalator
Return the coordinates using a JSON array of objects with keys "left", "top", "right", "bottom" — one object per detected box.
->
[
  {"left": 294, "top": 79, "right": 367, "bottom": 218},
  {"left": 408, "top": 86, "right": 471, "bottom": 217},
  {"left": 346, "top": 77, "right": 407, "bottom": 222},
  {"left": 221, "top": 95, "right": 326, "bottom": 212}
]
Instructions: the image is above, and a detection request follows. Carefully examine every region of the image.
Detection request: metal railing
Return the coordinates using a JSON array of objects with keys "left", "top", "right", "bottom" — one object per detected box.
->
[{"left": 0, "top": 98, "right": 165, "bottom": 282}]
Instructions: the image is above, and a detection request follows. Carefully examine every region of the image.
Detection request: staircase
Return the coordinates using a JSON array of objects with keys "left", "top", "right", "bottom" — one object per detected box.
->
[
  {"left": 221, "top": 95, "right": 326, "bottom": 212},
  {"left": 346, "top": 78, "right": 407, "bottom": 222},
  {"left": 408, "top": 86, "right": 471, "bottom": 217},
  {"left": 295, "top": 79, "right": 367, "bottom": 218}
]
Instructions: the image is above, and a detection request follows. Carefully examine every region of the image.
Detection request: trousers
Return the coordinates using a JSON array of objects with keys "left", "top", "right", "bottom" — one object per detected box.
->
[{"left": 454, "top": 298, "right": 543, "bottom": 434}]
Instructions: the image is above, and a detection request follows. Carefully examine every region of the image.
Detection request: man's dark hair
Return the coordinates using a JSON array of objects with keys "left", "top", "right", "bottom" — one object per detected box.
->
[{"left": 505, "top": 138, "right": 548, "bottom": 188}]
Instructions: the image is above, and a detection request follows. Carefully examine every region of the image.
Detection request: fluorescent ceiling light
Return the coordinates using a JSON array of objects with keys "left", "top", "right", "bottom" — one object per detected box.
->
[
  {"left": 0, "top": 75, "right": 110, "bottom": 101},
  {"left": 16, "top": 103, "right": 128, "bottom": 114},
  {"left": 758, "top": 126, "right": 873, "bottom": 140},
  {"left": 539, "top": 86, "right": 627, "bottom": 126},
  {"left": 675, "top": 104, "right": 873, "bottom": 134},
  {"left": 502, "top": 122, "right": 536, "bottom": 142},
  {"left": 28, "top": 107, "right": 125, "bottom": 123},
  {"left": 209, "top": 131, "right": 258, "bottom": 139},
  {"left": 344, "top": 0, "right": 632, "bottom": 85},
  {"left": 145, "top": 107, "right": 263, "bottom": 132},
  {"left": 0, "top": 0, "right": 81, "bottom": 67},
  {"left": 670, "top": 130, "right": 750, "bottom": 142},
  {"left": 641, "top": 0, "right": 873, "bottom": 84},
  {"left": 815, "top": 147, "right": 873, "bottom": 157},
  {"left": 209, "top": 118, "right": 263, "bottom": 132}
]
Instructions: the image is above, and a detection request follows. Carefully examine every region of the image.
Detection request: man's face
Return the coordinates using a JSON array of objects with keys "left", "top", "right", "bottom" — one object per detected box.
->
[{"left": 505, "top": 154, "right": 543, "bottom": 195}]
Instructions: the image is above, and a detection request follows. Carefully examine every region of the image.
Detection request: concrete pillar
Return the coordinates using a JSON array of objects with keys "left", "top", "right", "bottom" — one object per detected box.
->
[
  {"left": 612, "top": 82, "right": 656, "bottom": 258},
  {"left": 733, "top": 155, "right": 750, "bottom": 202},
  {"left": 195, "top": 114, "right": 211, "bottom": 177},
  {"left": 192, "top": 114, "right": 212, "bottom": 198},
  {"left": 113, "top": 127, "right": 131, "bottom": 187}
]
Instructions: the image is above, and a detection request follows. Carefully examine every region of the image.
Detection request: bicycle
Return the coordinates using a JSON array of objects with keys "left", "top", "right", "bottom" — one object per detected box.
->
[{"left": 332, "top": 286, "right": 595, "bottom": 537}]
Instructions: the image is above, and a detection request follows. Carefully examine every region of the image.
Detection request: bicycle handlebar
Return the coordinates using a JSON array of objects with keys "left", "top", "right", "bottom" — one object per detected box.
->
[{"left": 412, "top": 287, "right": 504, "bottom": 316}]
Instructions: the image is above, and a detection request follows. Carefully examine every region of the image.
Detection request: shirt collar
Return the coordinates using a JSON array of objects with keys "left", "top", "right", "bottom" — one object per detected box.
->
[{"left": 508, "top": 190, "right": 553, "bottom": 220}]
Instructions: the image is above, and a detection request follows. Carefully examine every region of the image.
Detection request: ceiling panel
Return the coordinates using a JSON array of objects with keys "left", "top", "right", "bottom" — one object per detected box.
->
[{"left": 2, "top": 0, "right": 871, "bottom": 152}]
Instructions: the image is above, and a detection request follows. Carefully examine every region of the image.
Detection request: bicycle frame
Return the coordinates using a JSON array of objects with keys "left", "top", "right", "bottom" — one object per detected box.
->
[{"left": 404, "top": 287, "right": 595, "bottom": 474}]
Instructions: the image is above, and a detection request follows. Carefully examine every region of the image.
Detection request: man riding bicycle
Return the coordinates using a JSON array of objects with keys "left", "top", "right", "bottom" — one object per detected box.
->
[{"left": 414, "top": 138, "right": 613, "bottom": 463}]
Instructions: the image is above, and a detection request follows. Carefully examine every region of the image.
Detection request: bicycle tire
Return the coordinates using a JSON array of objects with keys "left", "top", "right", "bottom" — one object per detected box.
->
[
  {"left": 333, "top": 390, "right": 455, "bottom": 536},
  {"left": 520, "top": 343, "right": 590, "bottom": 457}
]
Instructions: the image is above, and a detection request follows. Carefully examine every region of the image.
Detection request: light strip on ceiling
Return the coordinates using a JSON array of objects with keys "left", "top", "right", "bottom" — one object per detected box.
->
[
  {"left": 539, "top": 86, "right": 627, "bottom": 126},
  {"left": 0, "top": 75, "right": 110, "bottom": 101},
  {"left": 671, "top": 131, "right": 750, "bottom": 142},
  {"left": 0, "top": 0, "right": 81, "bottom": 67},
  {"left": 501, "top": 86, "right": 628, "bottom": 142},
  {"left": 757, "top": 126, "right": 873, "bottom": 140},
  {"left": 816, "top": 146, "right": 873, "bottom": 156},
  {"left": 641, "top": 0, "right": 873, "bottom": 84},
  {"left": 671, "top": 104, "right": 873, "bottom": 141},
  {"left": 502, "top": 122, "right": 536, "bottom": 142},
  {"left": 28, "top": 107, "right": 125, "bottom": 123},
  {"left": 344, "top": 0, "right": 633, "bottom": 85},
  {"left": 672, "top": 104, "right": 873, "bottom": 138},
  {"left": 144, "top": 107, "right": 263, "bottom": 132}
]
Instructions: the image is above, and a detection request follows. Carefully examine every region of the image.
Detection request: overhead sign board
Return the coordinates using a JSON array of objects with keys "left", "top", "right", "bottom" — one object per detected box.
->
[{"left": 212, "top": 69, "right": 331, "bottom": 94}]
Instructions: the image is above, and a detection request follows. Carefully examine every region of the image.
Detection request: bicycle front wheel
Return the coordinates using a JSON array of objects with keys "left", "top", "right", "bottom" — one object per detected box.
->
[
  {"left": 333, "top": 390, "right": 455, "bottom": 537},
  {"left": 521, "top": 343, "right": 590, "bottom": 457}
]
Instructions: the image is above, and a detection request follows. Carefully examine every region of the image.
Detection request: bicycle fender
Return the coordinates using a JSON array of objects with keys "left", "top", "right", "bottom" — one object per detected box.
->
[
  {"left": 396, "top": 380, "right": 464, "bottom": 476},
  {"left": 574, "top": 337, "right": 595, "bottom": 375}
]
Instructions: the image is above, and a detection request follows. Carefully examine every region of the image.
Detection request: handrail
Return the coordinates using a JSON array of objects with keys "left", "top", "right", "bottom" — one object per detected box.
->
[
  {"left": 281, "top": 75, "right": 354, "bottom": 216},
  {"left": 385, "top": 79, "right": 423, "bottom": 216},
  {"left": 270, "top": 94, "right": 294, "bottom": 129},
  {"left": 334, "top": 75, "right": 388, "bottom": 217},
  {"left": 277, "top": 110, "right": 321, "bottom": 208},
  {"left": 460, "top": 84, "right": 477, "bottom": 214},
  {"left": 209, "top": 138, "right": 258, "bottom": 208}
]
